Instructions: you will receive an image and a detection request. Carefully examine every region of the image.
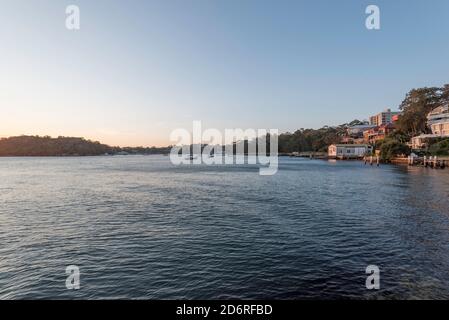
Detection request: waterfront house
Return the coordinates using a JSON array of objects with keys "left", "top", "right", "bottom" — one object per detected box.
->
[
  {"left": 347, "top": 124, "right": 377, "bottom": 137},
  {"left": 341, "top": 124, "right": 376, "bottom": 144},
  {"left": 409, "top": 104, "right": 449, "bottom": 150},
  {"left": 363, "top": 123, "right": 396, "bottom": 145},
  {"left": 428, "top": 104, "right": 449, "bottom": 136},
  {"left": 328, "top": 144, "right": 373, "bottom": 159},
  {"left": 410, "top": 134, "right": 439, "bottom": 149}
]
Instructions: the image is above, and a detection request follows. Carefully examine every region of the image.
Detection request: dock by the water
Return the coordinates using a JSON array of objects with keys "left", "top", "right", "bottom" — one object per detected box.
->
[
  {"left": 282, "top": 152, "right": 449, "bottom": 170},
  {"left": 405, "top": 156, "right": 448, "bottom": 169},
  {"left": 282, "top": 152, "right": 328, "bottom": 159},
  {"left": 363, "top": 156, "right": 380, "bottom": 166},
  {"left": 362, "top": 155, "right": 448, "bottom": 169}
]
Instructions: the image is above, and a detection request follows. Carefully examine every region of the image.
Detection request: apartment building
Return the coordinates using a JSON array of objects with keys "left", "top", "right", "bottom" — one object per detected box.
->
[{"left": 369, "top": 109, "right": 401, "bottom": 126}]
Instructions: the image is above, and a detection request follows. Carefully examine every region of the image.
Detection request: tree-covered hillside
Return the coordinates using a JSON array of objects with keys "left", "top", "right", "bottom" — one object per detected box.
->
[{"left": 0, "top": 136, "right": 170, "bottom": 156}]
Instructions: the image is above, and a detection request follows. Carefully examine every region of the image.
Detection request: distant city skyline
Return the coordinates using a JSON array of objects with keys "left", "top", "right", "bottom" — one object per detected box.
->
[{"left": 1, "top": 0, "right": 449, "bottom": 146}]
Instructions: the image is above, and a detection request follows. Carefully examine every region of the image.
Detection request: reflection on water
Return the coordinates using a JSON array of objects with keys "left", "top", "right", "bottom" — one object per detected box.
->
[{"left": 0, "top": 156, "right": 449, "bottom": 299}]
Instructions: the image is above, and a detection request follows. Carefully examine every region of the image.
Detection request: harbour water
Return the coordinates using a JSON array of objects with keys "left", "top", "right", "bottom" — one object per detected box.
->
[{"left": 1, "top": 156, "right": 449, "bottom": 299}]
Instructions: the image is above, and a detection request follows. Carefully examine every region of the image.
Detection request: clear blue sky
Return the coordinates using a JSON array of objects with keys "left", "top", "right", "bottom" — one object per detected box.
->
[{"left": 1, "top": 0, "right": 449, "bottom": 146}]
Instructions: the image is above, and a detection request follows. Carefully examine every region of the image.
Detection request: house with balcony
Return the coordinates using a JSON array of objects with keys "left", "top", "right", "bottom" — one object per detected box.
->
[
  {"left": 428, "top": 104, "right": 449, "bottom": 135},
  {"left": 363, "top": 123, "right": 396, "bottom": 145},
  {"left": 342, "top": 124, "right": 377, "bottom": 144},
  {"left": 409, "top": 104, "right": 449, "bottom": 150}
]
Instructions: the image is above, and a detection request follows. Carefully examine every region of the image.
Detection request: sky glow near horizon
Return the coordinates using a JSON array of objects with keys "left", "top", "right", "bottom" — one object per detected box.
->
[{"left": 1, "top": 0, "right": 449, "bottom": 147}]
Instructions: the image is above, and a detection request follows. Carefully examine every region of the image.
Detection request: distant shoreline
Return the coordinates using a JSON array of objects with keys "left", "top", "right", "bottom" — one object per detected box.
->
[
  {"left": 0, "top": 153, "right": 169, "bottom": 158},
  {"left": 0, "top": 135, "right": 171, "bottom": 157}
]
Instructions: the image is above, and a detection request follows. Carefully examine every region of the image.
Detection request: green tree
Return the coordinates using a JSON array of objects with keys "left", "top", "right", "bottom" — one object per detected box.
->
[
  {"left": 379, "top": 138, "right": 410, "bottom": 161},
  {"left": 396, "top": 86, "right": 449, "bottom": 137},
  {"left": 428, "top": 139, "right": 449, "bottom": 156}
]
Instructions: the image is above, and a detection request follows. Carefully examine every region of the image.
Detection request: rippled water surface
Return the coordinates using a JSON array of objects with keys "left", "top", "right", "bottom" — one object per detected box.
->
[{"left": 1, "top": 156, "right": 449, "bottom": 299}]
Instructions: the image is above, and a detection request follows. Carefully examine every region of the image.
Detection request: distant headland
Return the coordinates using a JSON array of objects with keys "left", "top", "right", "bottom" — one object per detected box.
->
[{"left": 0, "top": 135, "right": 171, "bottom": 157}]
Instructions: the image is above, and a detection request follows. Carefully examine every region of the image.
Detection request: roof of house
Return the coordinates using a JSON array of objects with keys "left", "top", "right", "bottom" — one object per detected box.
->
[
  {"left": 330, "top": 144, "right": 371, "bottom": 148},
  {"left": 428, "top": 104, "right": 449, "bottom": 117},
  {"left": 348, "top": 124, "right": 376, "bottom": 129},
  {"left": 412, "top": 133, "right": 449, "bottom": 140}
]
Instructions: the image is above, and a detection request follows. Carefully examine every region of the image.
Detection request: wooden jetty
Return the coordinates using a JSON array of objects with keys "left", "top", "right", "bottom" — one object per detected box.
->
[
  {"left": 407, "top": 156, "right": 448, "bottom": 169},
  {"left": 363, "top": 156, "right": 380, "bottom": 167}
]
